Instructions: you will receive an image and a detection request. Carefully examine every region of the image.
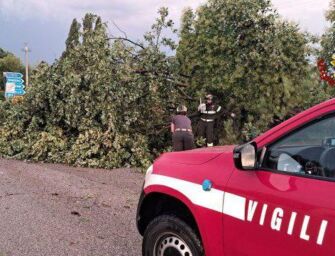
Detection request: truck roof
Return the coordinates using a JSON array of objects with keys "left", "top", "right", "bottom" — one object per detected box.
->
[{"left": 254, "top": 98, "right": 335, "bottom": 146}]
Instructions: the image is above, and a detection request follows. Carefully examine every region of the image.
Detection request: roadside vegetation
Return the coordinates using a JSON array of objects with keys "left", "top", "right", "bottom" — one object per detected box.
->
[{"left": 0, "top": 0, "right": 334, "bottom": 169}]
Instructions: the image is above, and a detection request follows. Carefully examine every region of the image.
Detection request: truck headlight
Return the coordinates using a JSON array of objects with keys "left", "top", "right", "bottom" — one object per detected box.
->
[
  {"left": 144, "top": 164, "right": 153, "bottom": 188},
  {"left": 146, "top": 164, "right": 153, "bottom": 176}
]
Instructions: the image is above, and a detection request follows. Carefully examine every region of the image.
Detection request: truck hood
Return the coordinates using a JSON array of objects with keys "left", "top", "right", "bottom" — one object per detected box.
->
[{"left": 158, "top": 145, "right": 235, "bottom": 165}]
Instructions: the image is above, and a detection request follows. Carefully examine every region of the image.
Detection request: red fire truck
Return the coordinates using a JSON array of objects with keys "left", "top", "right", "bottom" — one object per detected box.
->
[{"left": 137, "top": 99, "right": 335, "bottom": 256}]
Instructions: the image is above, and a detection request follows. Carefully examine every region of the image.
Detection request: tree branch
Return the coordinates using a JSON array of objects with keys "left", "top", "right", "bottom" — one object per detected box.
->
[
  {"left": 166, "top": 78, "right": 189, "bottom": 88},
  {"left": 132, "top": 69, "right": 190, "bottom": 88},
  {"left": 111, "top": 20, "right": 128, "bottom": 38},
  {"left": 108, "top": 37, "right": 145, "bottom": 49},
  {"left": 175, "top": 86, "right": 194, "bottom": 100}
]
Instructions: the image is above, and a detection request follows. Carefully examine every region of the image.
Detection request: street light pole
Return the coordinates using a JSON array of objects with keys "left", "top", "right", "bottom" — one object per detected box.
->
[{"left": 22, "top": 43, "right": 31, "bottom": 87}]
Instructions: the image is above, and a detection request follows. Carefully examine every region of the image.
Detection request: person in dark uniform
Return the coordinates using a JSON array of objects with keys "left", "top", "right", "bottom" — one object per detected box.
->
[
  {"left": 171, "top": 105, "right": 195, "bottom": 151},
  {"left": 197, "top": 94, "right": 224, "bottom": 147}
]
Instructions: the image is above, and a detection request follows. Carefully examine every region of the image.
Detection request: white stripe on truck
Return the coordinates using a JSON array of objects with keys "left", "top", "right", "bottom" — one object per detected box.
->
[
  {"left": 144, "top": 174, "right": 246, "bottom": 218},
  {"left": 144, "top": 174, "right": 225, "bottom": 213}
]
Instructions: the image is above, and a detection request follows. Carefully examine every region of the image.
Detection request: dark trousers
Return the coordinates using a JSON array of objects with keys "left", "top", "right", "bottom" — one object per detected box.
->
[
  {"left": 197, "top": 120, "right": 214, "bottom": 145},
  {"left": 172, "top": 131, "right": 195, "bottom": 151}
]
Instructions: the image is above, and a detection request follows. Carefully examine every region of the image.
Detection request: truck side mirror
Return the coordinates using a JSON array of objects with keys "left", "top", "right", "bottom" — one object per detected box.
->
[{"left": 233, "top": 142, "right": 257, "bottom": 170}]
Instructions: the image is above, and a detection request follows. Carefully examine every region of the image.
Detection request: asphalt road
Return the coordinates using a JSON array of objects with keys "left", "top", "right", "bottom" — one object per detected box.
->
[{"left": 0, "top": 159, "right": 144, "bottom": 256}]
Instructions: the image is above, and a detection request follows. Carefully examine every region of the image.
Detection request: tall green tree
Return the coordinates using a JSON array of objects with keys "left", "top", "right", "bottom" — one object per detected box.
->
[
  {"left": 320, "top": 0, "right": 335, "bottom": 61},
  {"left": 63, "top": 19, "right": 81, "bottom": 57},
  {"left": 318, "top": 0, "right": 335, "bottom": 100},
  {"left": 177, "top": 0, "right": 313, "bottom": 143},
  {"left": 82, "top": 13, "right": 96, "bottom": 43}
]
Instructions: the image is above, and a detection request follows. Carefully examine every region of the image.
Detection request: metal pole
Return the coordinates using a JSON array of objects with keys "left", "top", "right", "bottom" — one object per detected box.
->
[{"left": 22, "top": 43, "right": 30, "bottom": 87}]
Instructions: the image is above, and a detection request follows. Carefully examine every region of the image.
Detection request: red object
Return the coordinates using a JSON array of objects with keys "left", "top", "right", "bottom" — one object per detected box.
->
[
  {"left": 137, "top": 98, "right": 335, "bottom": 255},
  {"left": 317, "top": 59, "right": 335, "bottom": 86}
]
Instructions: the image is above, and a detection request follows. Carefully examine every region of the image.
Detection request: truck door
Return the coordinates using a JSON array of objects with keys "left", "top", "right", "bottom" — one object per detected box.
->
[{"left": 223, "top": 114, "right": 335, "bottom": 256}]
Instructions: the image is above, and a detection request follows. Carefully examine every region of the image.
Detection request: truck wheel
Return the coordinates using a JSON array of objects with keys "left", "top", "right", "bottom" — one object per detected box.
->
[{"left": 142, "top": 215, "right": 204, "bottom": 256}]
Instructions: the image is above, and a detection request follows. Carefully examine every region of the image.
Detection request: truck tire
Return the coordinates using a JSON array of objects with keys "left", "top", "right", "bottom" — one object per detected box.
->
[{"left": 142, "top": 215, "right": 204, "bottom": 256}]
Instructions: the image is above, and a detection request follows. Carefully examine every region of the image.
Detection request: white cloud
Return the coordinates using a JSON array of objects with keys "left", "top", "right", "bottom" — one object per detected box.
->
[
  {"left": 0, "top": 0, "right": 330, "bottom": 63},
  {"left": 0, "top": 0, "right": 330, "bottom": 36},
  {"left": 0, "top": 0, "right": 205, "bottom": 40},
  {"left": 272, "top": 0, "right": 330, "bottom": 34},
  {"left": 0, "top": 1, "right": 202, "bottom": 26}
]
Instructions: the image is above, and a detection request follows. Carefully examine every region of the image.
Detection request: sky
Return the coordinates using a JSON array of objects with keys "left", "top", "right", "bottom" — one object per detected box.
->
[{"left": 0, "top": 0, "right": 331, "bottom": 64}]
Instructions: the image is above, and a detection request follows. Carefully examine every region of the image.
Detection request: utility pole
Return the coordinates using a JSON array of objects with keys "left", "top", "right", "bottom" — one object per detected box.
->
[{"left": 22, "top": 43, "right": 31, "bottom": 87}]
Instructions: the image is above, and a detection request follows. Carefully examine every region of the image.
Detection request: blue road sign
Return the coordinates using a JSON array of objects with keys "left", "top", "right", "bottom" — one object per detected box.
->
[
  {"left": 13, "top": 84, "right": 25, "bottom": 89},
  {"left": 3, "top": 72, "right": 25, "bottom": 98},
  {"left": 14, "top": 89, "right": 26, "bottom": 95},
  {"left": 6, "top": 78, "right": 24, "bottom": 84},
  {"left": 6, "top": 80, "right": 25, "bottom": 87},
  {"left": 4, "top": 72, "right": 23, "bottom": 79}
]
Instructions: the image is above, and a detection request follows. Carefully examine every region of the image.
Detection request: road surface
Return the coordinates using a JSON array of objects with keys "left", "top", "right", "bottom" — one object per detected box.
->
[{"left": 0, "top": 159, "right": 143, "bottom": 256}]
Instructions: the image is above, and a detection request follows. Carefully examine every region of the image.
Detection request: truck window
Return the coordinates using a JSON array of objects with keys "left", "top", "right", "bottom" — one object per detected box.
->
[{"left": 262, "top": 114, "right": 335, "bottom": 179}]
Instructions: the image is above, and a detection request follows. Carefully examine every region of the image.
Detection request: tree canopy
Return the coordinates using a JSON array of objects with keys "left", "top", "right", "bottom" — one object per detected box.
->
[
  {"left": 177, "top": 0, "right": 328, "bottom": 142},
  {"left": 0, "top": 0, "right": 333, "bottom": 169},
  {"left": 0, "top": 10, "right": 182, "bottom": 168},
  {"left": 321, "top": 0, "right": 335, "bottom": 61}
]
